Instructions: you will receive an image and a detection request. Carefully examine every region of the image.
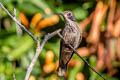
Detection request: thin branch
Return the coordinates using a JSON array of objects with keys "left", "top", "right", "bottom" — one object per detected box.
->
[
  {"left": 13, "top": 73, "right": 16, "bottom": 80},
  {"left": 57, "top": 32, "right": 106, "bottom": 80},
  {"left": 0, "top": 2, "right": 36, "bottom": 41},
  {"left": 25, "top": 29, "right": 61, "bottom": 80},
  {"left": 14, "top": 8, "right": 23, "bottom": 35}
]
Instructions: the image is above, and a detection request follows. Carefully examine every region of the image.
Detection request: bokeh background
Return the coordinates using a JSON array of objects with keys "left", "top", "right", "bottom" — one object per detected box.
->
[{"left": 0, "top": 0, "right": 120, "bottom": 80}]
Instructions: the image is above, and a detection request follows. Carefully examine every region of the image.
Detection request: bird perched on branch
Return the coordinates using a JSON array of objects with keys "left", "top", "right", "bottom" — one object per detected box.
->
[{"left": 56, "top": 11, "right": 82, "bottom": 76}]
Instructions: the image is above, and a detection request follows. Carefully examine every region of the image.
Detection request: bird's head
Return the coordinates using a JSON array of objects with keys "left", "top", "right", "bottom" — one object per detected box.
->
[{"left": 56, "top": 11, "right": 76, "bottom": 22}]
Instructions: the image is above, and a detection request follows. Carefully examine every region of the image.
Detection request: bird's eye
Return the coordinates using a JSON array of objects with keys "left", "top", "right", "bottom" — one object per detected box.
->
[{"left": 67, "top": 13, "right": 71, "bottom": 16}]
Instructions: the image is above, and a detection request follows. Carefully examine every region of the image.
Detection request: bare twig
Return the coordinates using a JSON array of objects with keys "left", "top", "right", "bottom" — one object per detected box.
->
[
  {"left": 14, "top": 8, "right": 23, "bottom": 35},
  {"left": 0, "top": 2, "right": 36, "bottom": 41},
  {"left": 13, "top": 73, "right": 16, "bottom": 80},
  {"left": 25, "top": 37, "right": 40, "bottom": 80},
  {"left": 57, "top": 32, "right": 106, "bottom": 80},
  {"left": 25, "top": 29, "right": 61, "bottom": 80}
]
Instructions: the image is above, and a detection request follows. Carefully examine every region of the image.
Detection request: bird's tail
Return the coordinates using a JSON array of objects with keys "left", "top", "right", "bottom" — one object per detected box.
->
[{"left": 57, "top": 64, "right": 67, "bottom": 77}]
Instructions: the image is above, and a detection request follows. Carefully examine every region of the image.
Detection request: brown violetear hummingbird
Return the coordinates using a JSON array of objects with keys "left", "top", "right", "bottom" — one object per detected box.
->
[{"left": 56, "top": 11, "right": 82, "bottom": 76}]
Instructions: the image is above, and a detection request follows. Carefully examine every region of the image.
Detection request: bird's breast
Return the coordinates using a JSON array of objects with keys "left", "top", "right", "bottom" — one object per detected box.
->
[{"left": 62, "top": 24, "right": 81, "bottom": 48}]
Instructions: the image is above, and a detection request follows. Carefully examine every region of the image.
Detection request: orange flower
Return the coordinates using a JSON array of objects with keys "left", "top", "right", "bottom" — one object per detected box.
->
[
  {"left": 30, "top": 13, "right": 42, "bottom": 28},
  {"left": 29, "top": 75, "right": 35, "bottom": 80},
  {"left": 43, "top": 62, "right": 55, "bottom": 73},
  {"left": 19, "top": 12, "right": 29, "bottom": 27},
  {"left": 77, "top": 47, "right": 90, "bottom": 57},
  {"left": 107, "top": 0, "right": 116, "bottom": 35},
  {"left": 45, "top": 50, "right": 54, "bottom": 64},
  {"left": 112, "top": 18, "right": 120, "bottom": 38},
  {"left": 86, "top": 2, "right": 108, "bottom": 44},
  {"left": 49, "top": 14, "right": 59, "bottom": 26},
  {"left": 76, "top": 72, "right": 85, "bottom": 80},
  {"left": 35, "top": 14, "right": 59, "bottom": 32},
  {"left": 35, "top": 18, "right": 51, "bottom": 32}
]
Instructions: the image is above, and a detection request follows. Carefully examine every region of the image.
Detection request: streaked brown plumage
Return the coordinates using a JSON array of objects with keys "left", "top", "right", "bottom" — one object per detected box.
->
[{"left": 56, "top": 11, "right": 82, "bottom": 76}]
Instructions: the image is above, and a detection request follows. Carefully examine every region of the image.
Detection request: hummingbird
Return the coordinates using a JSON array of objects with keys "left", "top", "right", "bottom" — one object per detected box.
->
[{"left": 56, "top": 11, "right": 82, "bottom": 76}]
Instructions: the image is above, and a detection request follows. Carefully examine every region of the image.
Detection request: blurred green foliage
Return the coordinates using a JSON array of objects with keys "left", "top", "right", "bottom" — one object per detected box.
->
[{"left": 0, "top": 0, "right": 119, "bottom": 80}]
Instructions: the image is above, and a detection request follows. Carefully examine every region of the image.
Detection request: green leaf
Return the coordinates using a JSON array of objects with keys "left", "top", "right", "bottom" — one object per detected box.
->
[
  {"left": 68, "top": 66, "right": 83, "bottom": 80},
  {"left": 7, "top": 35, "right": 34, "bottom": 60},
  {"left": 89, "top": 56, "right": 97, "bottom": 80},
  {"left": 82, "top": 2, "right": 94, "bottom": 9},
  {"left": 17, "top": 2, "right": 43, "bottom": 15},
  {"left": 73, "top": 7, "right": 88, "bottom": 20}
]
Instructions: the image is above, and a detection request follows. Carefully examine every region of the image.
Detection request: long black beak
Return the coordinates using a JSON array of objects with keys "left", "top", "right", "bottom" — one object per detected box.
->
[{"left": 55, "top": 12, "right": 63, "bottom": 16}]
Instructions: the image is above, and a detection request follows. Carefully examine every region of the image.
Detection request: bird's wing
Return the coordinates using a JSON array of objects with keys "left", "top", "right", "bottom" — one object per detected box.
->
[
  {"left": 59, "top": 40, "right": 73, "bottom": 65},
  {"left": 59, "top": 28, "right": 75, "bottom": 65}
]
